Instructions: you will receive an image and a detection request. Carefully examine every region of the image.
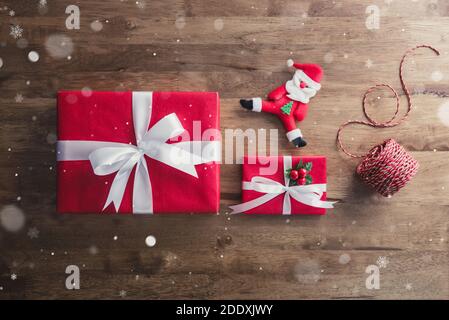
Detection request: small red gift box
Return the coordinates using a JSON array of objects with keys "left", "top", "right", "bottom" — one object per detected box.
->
[
  {"left": 57, "top": 91, "right": 220, "bottom": 214},
  {"left": 230, "top": 156, "right": 334, "bottom": 215}
]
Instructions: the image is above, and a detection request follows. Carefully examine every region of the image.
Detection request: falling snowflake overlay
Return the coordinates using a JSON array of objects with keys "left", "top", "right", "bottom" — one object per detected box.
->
[
  {"left": 10, "top": 25, "right": 23, "bottom": 39},
  {"left": 136, "top": 1, "right": 146, "bottom": 9},
  {"left": 15, "top": 93, "right": 24, "bottom": 103},
  {"left": 27, "top": 227, "right": 39, "bottom": 239},
  {"left": 119, "top": 290, "right": 127, "bottom": 298},
  {"left": 11, "top": 273, "right": 17, "bottom": 280},
  {"left": 365, "top": 59, "right": 373, "bottom": 68},
  {"left": 39, "top": 0, "right": 47, "bottom": 7},
  {"left": 376, "top": 256, "right": 389, "bottom": 269}
]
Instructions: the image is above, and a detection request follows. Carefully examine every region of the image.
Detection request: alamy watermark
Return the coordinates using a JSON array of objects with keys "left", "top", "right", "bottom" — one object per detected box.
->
[{"left": 164, "top": 121, "right": 281, "bottom": 175}]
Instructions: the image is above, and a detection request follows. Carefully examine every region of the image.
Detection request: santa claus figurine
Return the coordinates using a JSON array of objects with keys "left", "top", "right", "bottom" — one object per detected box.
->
[{"left": 240, "top": 59, "right": 323, "bottom": 148}]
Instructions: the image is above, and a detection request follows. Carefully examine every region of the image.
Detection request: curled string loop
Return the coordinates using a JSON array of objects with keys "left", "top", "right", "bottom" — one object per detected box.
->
[{"left": 337, "top": 45, "right": 440, "bottom": 158}]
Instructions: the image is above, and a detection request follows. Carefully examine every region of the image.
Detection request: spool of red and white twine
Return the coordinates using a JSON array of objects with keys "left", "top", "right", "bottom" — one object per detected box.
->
[{"left": 337, "top": 45, "right": 440, "bottom": 197}]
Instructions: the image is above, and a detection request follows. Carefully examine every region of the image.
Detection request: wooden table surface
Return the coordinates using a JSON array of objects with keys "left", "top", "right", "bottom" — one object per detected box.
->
[{"left": 0, "top": 0, "right": 448, "bottom": 300}]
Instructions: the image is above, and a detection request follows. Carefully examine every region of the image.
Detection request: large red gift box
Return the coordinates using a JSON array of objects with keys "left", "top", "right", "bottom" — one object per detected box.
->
[
  {"left": 57, "top": 91, "right": 220, "bottom": 214},
  {"left": 230, "top": 156, "right": 333, "bottom": 215}
]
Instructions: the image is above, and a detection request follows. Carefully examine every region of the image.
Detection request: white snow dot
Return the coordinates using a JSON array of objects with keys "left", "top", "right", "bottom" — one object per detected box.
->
[
  {"left": 88, "top": 245, "right": 98, "bottom": 255},
  {"left": 339, "top": 253, "right": 351, "bottom": 264},
  {"left": 90, "top": 20, "right": 103, "bottom": 32},
  {"left": 28, "top": 51, "right": 39, "bottom": 62},
  {"left": 65, "top": 94, "right": 78, "bottom": 104},
  {"left": 214, "top": 19, "right": 224, "bottom": 31},
  {"left": 175, "top": 15, "right": 186, "bottom": 29},
  {"left": 81, "top": 87, "right": 93, "bottom": 97},
  {"left": 113, "top": 235, "right": 118, "bottom": 240},
  {"left": 145, "top": 235, "right": 156, "bottom": 247},
  {"left": 437, "top": 101, "right": 449, "bottom": 127},
  {"left": 45, "top": 34, "right": 74, "bottom": 59},
  {"left": 431, "top": 70, "right": 444, "bottom": 82},
  {"left": 324, "top": 53, "right": 334, "bottom": 63},
  {"left": 0, "top": 205, "right": 26, "bottom": 232},
  {"left": 294, "top": 259, "right": 321, "bottom": 284},
  {"left": 0, "top": 57, "right": 3, "bottom": 68}
]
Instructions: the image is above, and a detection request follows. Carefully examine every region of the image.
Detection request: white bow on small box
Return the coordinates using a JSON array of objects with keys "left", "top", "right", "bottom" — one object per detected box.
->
[
  {"left": 57, "top": 92, "right": 221, "bottom": 213},
  {"left": 230, "top": 156, "right": 335, "bottom": 214}
]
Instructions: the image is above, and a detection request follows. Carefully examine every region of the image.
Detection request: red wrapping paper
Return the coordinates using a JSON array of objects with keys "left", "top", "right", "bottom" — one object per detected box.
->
[
  {"left": 241, "top": 155, "right": 328, "bottom": 215},
  {"left": 57, "top": 91, "right": 220, "bottom": 214}
]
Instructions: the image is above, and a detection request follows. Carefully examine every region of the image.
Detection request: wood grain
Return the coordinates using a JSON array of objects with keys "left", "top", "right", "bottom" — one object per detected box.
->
[{"left": 0, "top": 0, "right": 448, "bottom": 299}]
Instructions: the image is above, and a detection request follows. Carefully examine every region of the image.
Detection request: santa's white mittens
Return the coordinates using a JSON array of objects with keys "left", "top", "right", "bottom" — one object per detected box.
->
[
  {"left": 286, "top": 128, "right": 302, "bottom": 141},
  {"left": 252, "top": 97, "right": 262, "bottom": 112}
]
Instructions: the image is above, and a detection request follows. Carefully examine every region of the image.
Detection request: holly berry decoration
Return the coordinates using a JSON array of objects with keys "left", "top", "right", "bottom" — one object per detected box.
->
[
  {"left": 285, "top": 160, "right": 313, "bottom": 186},
  {"left": 289, "top": 169, "right": 299, "bottom": 180},
  {"left": 298, "top": 168, "right": 307, "bottom": 177}
]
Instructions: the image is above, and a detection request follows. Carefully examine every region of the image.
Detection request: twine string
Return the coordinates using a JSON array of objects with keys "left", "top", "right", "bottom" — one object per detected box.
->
[
  {"left": 337, "top": 45, "right": 440, "bottom": 158},
  {"left": 336, "top": 45, "right": 440, "bottom": 197}
]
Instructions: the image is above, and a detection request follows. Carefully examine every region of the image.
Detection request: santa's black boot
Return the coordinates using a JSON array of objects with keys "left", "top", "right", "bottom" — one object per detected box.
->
[
  {"left": 292, "top": 137, "right": 307, "bottom": 148},
  {"left": 240, "top": 99, "right": 253, "bottom": 111}
]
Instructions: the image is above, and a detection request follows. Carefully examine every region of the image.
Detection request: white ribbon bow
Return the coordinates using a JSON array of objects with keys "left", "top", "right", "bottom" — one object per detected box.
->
[
  {"left": 57, "top": 92, "right": 220, "bottom": 213},
  {"left": 229, "top": 156, "right": 335, "bottom": 214}
]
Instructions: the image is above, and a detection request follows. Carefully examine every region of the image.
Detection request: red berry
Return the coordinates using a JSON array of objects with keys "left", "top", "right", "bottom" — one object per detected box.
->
[
  {"left": 298, "top": 177, "right": 306, "bottom": 185},
  {"left": 290, "top": 170, "right": 299, "bottom": 180},
  {"left": 298, "top": 168, "right": 307, "bottom": 177}
]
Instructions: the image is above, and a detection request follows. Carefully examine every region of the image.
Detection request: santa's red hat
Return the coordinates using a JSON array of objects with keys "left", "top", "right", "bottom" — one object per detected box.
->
[{"left": 287, "top": 59, "right": 322, "bottom": 90}]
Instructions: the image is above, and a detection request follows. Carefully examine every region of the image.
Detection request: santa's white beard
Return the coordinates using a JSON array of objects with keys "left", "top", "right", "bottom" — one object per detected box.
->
[{"left": 285, "top": 72, "right": 318, "bottom": 103}]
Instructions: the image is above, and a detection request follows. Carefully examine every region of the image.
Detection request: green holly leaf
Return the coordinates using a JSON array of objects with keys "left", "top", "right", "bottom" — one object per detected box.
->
[
  {"left": 290, "top": 179, "right": 298, "bottom": 186},
  {"left": 296, "top": 159, "right": 303, "bottom": 170},
  {"left": 305, "top": 174, "right": 313, "bottom": 185},
  {"left": 305, "top": 162, "right": 312, "bottom": 171},
  {"left": 285, "top": 168, "right": 292, "bottom": 177}
]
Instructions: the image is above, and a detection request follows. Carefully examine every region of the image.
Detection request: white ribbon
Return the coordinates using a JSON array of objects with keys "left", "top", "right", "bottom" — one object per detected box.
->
[
  {"left": 229, "top": 156, "right": 335, "bottom": 214},
  {"left": 57, "top": 91, "right": 220, "bottom": 213},
  {"left": 285, "top": 70, "right": 321, "bottom": 104}
]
